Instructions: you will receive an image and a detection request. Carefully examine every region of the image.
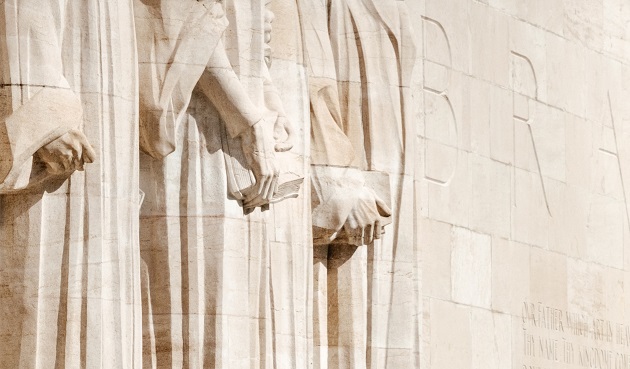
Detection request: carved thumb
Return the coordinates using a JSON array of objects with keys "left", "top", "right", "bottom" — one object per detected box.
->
[
  {"left": 373, "top": 190, "right": 392, "bottom": 217},
  {"left": 79, "top": 136, "right": 97, "bottom": 163},
  {"left": 68, "top": 129, "right": 96, "bottom": 164},
  {"left": 274, "top": 117, "right": 295, "bottom": 152}
]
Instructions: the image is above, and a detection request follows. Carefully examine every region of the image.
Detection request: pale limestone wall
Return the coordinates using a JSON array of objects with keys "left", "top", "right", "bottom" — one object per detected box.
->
[
  {"left": 1, "top": 0, "right": 629, "bottom": 368},
  {"left": 416, "top": 0, "right": 630, "bottom": 368}
]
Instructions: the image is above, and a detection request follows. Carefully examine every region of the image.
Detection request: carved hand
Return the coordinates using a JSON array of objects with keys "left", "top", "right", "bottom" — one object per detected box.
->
[
  {"left": 273, "top": 114, "right": 295, "bottom": 152},
  {"left": 36, "top": 129, "right": 96, "bottom": 175},
  {"left": 342, "top": 187, "right": 392, "bottom": 246},
  {"left": 240, "top": 118, "right": 279, "bottom": 202}
]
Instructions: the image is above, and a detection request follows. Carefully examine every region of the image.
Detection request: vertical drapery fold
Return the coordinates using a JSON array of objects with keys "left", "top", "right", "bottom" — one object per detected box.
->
[{"left": 0, "top": 1, "right": 141, "bottom": 368}]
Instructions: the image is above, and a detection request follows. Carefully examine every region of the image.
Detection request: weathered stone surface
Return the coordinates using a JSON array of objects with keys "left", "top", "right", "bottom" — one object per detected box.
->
[{"left": 0, "top": 0, "right": 629, "bottom": 368}]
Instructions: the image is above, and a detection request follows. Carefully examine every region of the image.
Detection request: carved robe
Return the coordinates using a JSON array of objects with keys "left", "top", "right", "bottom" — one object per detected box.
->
[
  {"left": 136, "top": 0, "right": 312, "bottom": 367},
  {"left": 0, "top": 0, "right": 141, "bottom": 368},
  {"left": 298, "top": 0, "right": 420, "bottom": 368}
]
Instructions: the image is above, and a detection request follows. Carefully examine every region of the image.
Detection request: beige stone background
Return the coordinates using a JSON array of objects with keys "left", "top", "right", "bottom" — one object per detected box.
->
[{"left": 413, "top": 0, "right": 630, "bottom": 368}]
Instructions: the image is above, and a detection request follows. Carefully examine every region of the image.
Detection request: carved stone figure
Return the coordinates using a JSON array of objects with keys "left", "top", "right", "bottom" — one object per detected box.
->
[
  {"left": 263, "top": 0, "right": 314, "bottom": 367},
  {"left": 0, "top": 0, "right": 141, "bottom": 367},
  {"left": 135, "top": 0, "right": 307, "bottom": 367},
  {"left": 298, "top": 0, "right": 420, "bottom": 367},
  {"left": 3, "top": 0, "right": 630, "bottom": 368}
]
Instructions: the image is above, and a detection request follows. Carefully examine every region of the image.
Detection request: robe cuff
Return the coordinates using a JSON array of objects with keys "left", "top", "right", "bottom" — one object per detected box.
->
[{"left": 0, "top": 86, "right": 82, "bottom": 193}]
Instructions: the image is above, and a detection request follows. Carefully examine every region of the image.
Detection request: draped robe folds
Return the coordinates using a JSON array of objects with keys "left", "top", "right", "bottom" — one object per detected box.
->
[
  {"left": 298, "top": 0, "right": 420, "bottom": 367},
  {"left": 137, "top": 0, "right": 312, "bottom": 367},
  {"left": 0, "top": 1, "right": 141, "bottom": 368}
]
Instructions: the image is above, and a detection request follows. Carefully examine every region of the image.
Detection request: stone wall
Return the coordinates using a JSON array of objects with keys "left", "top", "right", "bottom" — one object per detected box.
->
[{"left": 416, "top": 0, "right": 630, "bottom": 368}]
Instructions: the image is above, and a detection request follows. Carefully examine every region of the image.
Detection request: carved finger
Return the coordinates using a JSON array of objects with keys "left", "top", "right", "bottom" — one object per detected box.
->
[
  {"left": 264, "top": 10, "right": 275, "bottom": 24},
  {"left": 346, "top": 218, "right": 358, "bottom": 231},
  {"left": 74, "top": 156, "right": 85, "bottom": 172},
  {"left": 266, "top": 172, "right": 279, "bottom": 202},
  {"left": 70, "top": 138, "right": 83, "bottom": 158},
  {"left": 365, "top": 224, "right": 373, "bottom": 245},
  {"left": 261, "top": 175, "right": 273, "bottom": 200},
  {"left": 83, "top": 145, "right": 96, "bottom": 164},
  {"left": 70, "top": 142, "right": 85, "bottom": 172},
  {"left": 74, "top": 131, "right": 96, "bottom": 164},
  {"left": 80, "top": 151, "right": 91, "bottom": 168},
  {"left": 46, "top": 162, "right": 64, "bottom": 175},
  {"left": 375, "top": 220, "right": 382, "bottom": 240},
  {"left": 374, "top": 192, "right": 392, "bottom": 217},
  {"left": 275, "top": 117, "right": 295, "bottom": 152},
  {"left": 59, "top": 155, "right": 73, "bottom": 172},
  {"left": 359, "top": 227, "right": 366, "bottom": 246},
  {"left": 257, "top": 175, "right": 268, "bottom": 197},
  {"left": 274, "top": 139, "right": 293, "bottom": 153},
  {"left": 347, "top": 229, "right": 360, "bottom": 247},
  {"left": 252, "top": 153, "right": 268, "bottom": 196},
  {"left": 264, "top": 155, "right": 279, "bottom": 200},
  {"left": 259, "top": 173, "right": 272, "bottom": 199},
  {"left": 260, "top": 158, "right": 274, "bottom": 199},
  {"left": 342, "top": 222, "right": 355, "bottom": 244},
  {"left": 82, "top": 143, "right": 97, "bottom": 164}
]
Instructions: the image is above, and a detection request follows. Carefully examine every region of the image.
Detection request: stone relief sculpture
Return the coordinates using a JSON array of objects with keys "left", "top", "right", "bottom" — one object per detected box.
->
[
  {"left": 0, "top": 0, "right": 418, "bottom": 368},
  {"left": 0, "top": 0, "right": 142, "bottom": 368},
  {"left": 135, "top": 0, "right": 308, "bottom": 367},
  {"left": 297, "top": 0, "right": 421, "bottom": 367},
  {"left": 263, "top": 1, "right": 314, "bottom": 367},
  {"left": 2, "top": 0, "right": 630, "bottom": 368},
  {"left": 134, "top": 0, "right": 286, "bottom": 204}
]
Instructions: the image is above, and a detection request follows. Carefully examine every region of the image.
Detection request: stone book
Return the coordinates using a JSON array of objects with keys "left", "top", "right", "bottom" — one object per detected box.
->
[{"left": 220, "top": 122, "right": 303, "bottom": 208}]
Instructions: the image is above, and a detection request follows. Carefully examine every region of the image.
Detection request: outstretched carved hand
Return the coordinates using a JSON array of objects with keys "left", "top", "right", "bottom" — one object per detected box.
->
[
  {"left": 240, "top": 119, "right": 280, "bottom": 202},
  {"left": 36, "top": 129, "right": 96, "bottom": 175},
  {"left": 342, "top": 186, "right": 392, "bottom": 246}
]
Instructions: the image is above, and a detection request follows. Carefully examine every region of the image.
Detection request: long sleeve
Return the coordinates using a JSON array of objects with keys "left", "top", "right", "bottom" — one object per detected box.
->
[
  {"left": 134, "top": 0, "right": 229, "bottom": 159},
  {"left": 195, "top": 38, "right": 265, "bottom": 139},
  {"left": 296, "top": 0, "right": 364, "bottom": 232},
  {"left": 0, "top": 0, "right": 83, "bottom": 193}
]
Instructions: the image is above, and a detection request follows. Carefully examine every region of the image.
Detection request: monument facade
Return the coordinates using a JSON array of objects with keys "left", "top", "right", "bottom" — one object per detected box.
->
[{"left": 0, "top": 0, "right": 629, "bottom": 368}]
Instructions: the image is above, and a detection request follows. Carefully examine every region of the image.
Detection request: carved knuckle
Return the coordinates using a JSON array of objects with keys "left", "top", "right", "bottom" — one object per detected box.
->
[{"left": 261, "top": 168, "right": 272, "bottom": 178}]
